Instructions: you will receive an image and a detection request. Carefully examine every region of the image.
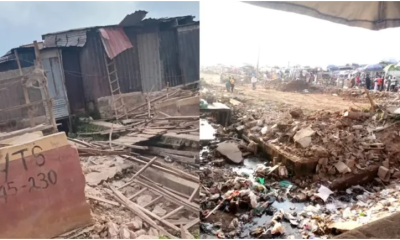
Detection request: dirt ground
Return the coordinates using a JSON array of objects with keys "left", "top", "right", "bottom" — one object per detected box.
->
[{"left": 201, "top": 73, "right": 370, "bottom": 112}]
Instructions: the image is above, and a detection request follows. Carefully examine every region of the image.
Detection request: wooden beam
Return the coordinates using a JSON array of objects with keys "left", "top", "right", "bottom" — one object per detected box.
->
[
  {"left": 14, "top": 49, "right": 34, "bottom": 127},
  {"left": 33, "top": 41, "right": 57, "bottom": 133},
  {"left": 109, "top": 185, "right": 177, "bottom": 239},
  {"left": 161, "top": 206, "right": 184, "bottom": 220},
  {"left": 118, "top": 157, "right": 157, "bottom": 190}
]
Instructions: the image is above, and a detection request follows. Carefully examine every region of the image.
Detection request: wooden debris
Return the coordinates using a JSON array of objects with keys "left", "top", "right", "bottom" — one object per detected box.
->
[{"left": 77, "top": 148, "right": 130, "bottom": 156}]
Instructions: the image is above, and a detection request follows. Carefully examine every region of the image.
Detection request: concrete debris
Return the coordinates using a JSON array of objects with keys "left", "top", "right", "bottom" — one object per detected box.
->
[
  {"left": 199, "top": 73, "right": 400, "bottom": 239},
  {"left": 119, "top": 227, "right": 131, "bottom": 239},
  {"left": 293, "top": 127, "right": 315, "bottom": 148},
  {"left": 216, "top": 141, "right": 244, "bottom": 163},
  {"left": 152, "top": 204, "right": 167, "bottom": 216},
  {"left": 137, "top": 195, "right": 153, "bottom": 207},
  {"left": 127, "top": 217, "right": 143, "bottom": 231},
  {"left": 107, "top": 222, "right": 119, "bottom": 239}
]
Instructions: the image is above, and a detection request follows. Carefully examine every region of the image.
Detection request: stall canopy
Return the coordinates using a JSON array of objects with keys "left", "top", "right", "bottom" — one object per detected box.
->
[{"left": 246, "top": 2, "right": 400, "bottom": 30}]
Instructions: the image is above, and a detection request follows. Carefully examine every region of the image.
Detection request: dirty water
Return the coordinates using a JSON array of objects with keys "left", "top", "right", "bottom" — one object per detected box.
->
[
  {"left": 200, "top": 116, "right": 308, "bottom": 239},
  {"left": 200, "top": 118, "right": 217, "bottom": 141}
]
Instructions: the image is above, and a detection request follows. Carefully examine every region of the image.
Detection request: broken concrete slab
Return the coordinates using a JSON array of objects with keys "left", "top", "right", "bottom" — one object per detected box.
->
[
  {"left": 216, "top": 141, "right": 244, "bottom": 163},
  {"left": 330, "top": 165, "right": 379, "bottom": 190},
  {"left": 293, "top": 127, "right": 315, "bottom": 148}
]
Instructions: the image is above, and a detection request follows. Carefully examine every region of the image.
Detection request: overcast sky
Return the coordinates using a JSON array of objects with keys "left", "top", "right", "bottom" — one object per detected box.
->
[
  {"left": 201, "top": 1, "right": 400, "bottom": 68},
  {"left": 0, "top": 1, "right": 199, "bottom": 55}
]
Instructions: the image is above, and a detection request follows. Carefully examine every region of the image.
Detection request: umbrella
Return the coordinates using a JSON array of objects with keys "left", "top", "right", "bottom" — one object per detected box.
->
[
  {"left": 362, "top": 64, "right": 383, "bottom": 72},
  {"left": 384, "top": 64, "right": 400, "bottom": 72},
  {"left": 327, "top": 65, "right": 338, "bottom": 71},
  {"left": 246, "top": 2, "right": 400, "bottom": 30}
]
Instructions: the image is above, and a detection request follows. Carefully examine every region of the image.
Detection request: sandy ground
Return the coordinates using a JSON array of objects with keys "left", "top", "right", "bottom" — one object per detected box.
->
[{"left": 201, "top": 73, "right": 370, "bottom": 112}]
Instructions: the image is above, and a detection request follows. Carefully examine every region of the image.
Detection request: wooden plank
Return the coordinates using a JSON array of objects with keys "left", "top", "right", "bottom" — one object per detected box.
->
[
  {"left": 91, "top": 120, "right": 125, "bottom": 129},
  {"left": 189, "top": 185, "right": 200, "bottom": 202},
  {"left": 163, "top": 132, "right": 199, "bottom": 142},
  {"left": 183, "top": 218, "right": 200, "bottom": 231},
  {"left": 128, "top": 187, "right": 148, "bottom": 200},
  {"left": 109, "top": 185, "right": 177, "bottom": 239},
  {"left": 111, "top": 142, "right": 148, "bottom": 150},
  {"left": 0, "top": 124, "right": 52, "bottom": 141},
  {"left": 134, "top": 179, "right": 198, "bottom": 213},
  {"left": 142, "top": 195, "right": 163, "bottom": 208},
  {"left": 86, "top": 195, "right": 120, "bottom": 206},
  {"left": 14, "top": 49, "right": 34, "bottom": 128},
  {"left": 161, "top": 206, "right": 184, "bottom": 220},
  {"left": 119, "top": 157, "right": 157, "bottom": 190},
  {"left": 77, "top": 148, "right": 130, "bottom": 156},
  {"left": 148, "top": 146, "right": 198, "bottom": 157}
]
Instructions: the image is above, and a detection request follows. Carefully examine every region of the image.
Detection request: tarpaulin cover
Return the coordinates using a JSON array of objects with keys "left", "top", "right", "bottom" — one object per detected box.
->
[
  {"left": 246, "top": 1, "right": 400, "bottom": 31},
  {"left": 99, "top": 27, "right": 133, "bottom": 59}
]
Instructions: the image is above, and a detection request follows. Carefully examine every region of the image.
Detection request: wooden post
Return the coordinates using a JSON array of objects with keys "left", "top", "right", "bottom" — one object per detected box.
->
[
  {"left": 14, "top": 49, "right": 35, "bottom": 127},
  {"left": 33, "top": 41, "right": 57, "bottom": 133}
]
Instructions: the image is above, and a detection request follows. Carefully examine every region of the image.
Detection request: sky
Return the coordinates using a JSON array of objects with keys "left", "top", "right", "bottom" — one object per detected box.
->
[
  {"left": 0, "top": 1, "right": 199, "bottom": 55},
  {"left": 201, "top": 1, "right": 400, "bottom": 68}
]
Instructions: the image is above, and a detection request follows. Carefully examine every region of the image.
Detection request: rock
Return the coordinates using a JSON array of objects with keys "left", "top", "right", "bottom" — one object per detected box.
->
[
  {"left": 318, "top": 158, "right": 328, "bottom": 165},
  {"left": 135, "top": 229, "right": 147, "bottom": 236},
  {"left": 147, "top": 227, "right": 159, "bottom": 237},
  {"left": 383, "top": 159, "right": 390, "bottom": 168},
  {"left": 137, "top": 235, "right": 158, "bottom": 239},
  {"left": 127, "top": 216, "right": 143, "bottom": 231},
  {"left": 136, "top": 195, "right": 152, "bottom": 207},
  {"left": 378, "top": 166, "right": 390, "bottom": 182},
  {"left": 128, "top": 230, "right": 137, "bottom": 239},
  {"left": 392, "top": 171, "right": 400, "bottom": 178},
  {"left": 352, "top": 125, "right": 363, "bottom": 130},
  {"left": 346, "top": 158, "right": 356, "bottom": 170},
  {"left": 311, "top": 145, "right": 328, "bottom": 157},
  {"left": 119, "top": 227, "right": 131, "bottom": 239},
  {"left": 107, "top": 222, "right": 119, "bottom": 239},
  {"left": 216, "top": 141, "right": 244, "bottom": 163},
  {"left": 334, "top": 161, "right": 351, "bottom": 174},
  {"left": 293, "top": 127, "right": 315, "bottom": 148},
  {"left": 152, "top": 204, "right": 167, "bottom": 216},
  {"left": 212, "top": 159, "right": 225, "bottom": 167},
  {"left": 257, "top": 119, "right": 264, "bottom": 127},
  {"left": 228, "top": 218, "right": 239, "bottom": 230},
  {"left": 290, "top": 108, "right": 303, "bottom": 119}
]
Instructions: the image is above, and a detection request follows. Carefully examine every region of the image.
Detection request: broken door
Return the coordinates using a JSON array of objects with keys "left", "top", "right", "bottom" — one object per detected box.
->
[{"left": 42, "top": 49, "right": 70, "bottom": 120}]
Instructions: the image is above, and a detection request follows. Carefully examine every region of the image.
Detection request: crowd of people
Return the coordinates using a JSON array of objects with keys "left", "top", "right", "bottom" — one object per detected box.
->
[{"left": 350, "top": 72, "right": 398, "bottom": 92}]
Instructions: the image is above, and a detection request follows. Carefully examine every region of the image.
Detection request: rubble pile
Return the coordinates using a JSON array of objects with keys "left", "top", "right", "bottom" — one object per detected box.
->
[
  {"left": 199, "top": 79, "right": 400, "bottom": 239},
  {"left": 62, "top": 84, "right": 200, "bottom": 239}
]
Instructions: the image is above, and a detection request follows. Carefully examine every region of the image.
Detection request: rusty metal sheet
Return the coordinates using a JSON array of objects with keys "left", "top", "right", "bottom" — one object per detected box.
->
[
  {"left": 0, "top": 132, "right": 92, "bottom": 238},
  {"left": 43, "top": 30, "right": 87, "bottom": 48},
  {"left": 177, "top": 23, "right": 200, "bottom": 84},
  {"left": 99, "top": 27, "right": 133, "bottom": 60}
]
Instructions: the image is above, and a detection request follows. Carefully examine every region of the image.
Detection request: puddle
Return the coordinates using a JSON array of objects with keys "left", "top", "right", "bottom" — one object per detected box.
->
[
  {"left": 200, "top": 118, "right": 216, "bottom": 141},
  {"left": 230, "top": 156, "right": 264, "bottom": 179}
]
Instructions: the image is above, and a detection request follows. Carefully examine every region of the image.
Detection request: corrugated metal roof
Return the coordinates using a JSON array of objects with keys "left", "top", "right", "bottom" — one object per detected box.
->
[
  {"left": 99, "top": 27, "right": 133, "bottom": 59},
  {"left": 0, "top": 42, "right": 43, "bottom": 64},
  {"left": 43, "top": 30, "right": 87, "bottom": 48},
  {"left": 119, "top": 10, "right": 148, "bottom": 27}
]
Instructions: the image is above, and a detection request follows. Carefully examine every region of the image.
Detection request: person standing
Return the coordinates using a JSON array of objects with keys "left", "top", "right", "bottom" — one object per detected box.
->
[
  {"left": 225, "top": 79, "right": 231, "bottom": 92},
  {"left": 251, "top": 74, "right": 258, "bottom": 90},
  {"left": 390, "top": 77, "right": 397, "bottom": 91},
  {"left": 230, "top": 77, "right": 235, "bottom": 92},
  {"left": 365, "top": 74, "right": 371, "bottom": 90}
]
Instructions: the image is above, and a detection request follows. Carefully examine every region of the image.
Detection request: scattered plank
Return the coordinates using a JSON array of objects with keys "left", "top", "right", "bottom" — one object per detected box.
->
[
  {"left": 109, "top": 185, "right": 177, "bottom": 239},
  {"left": 91, "top": 120, "right": 124, "bottom": 129},
  {"left": 86, "top": 195, "right": 120, "bottom": 207},
  {"left": 147, "top": 146, "right": 198, "bottom": 157},
  {"left": 119, "top": 157, "right": 158, "bottom": 190},
  {"left": 77, "top": 148, "right": 130, "bottom": 156}
]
